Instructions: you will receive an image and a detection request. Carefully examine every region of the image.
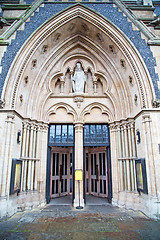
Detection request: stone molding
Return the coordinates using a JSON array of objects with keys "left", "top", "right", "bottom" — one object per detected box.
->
[{"left": 6, "top": 4, "right": 149, "bottom": 110}]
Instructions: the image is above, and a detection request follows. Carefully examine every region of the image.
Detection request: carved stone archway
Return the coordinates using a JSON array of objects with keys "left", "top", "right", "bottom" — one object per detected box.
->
[{"left": 1, "top": 4, "right": 158, "bottom": 212}]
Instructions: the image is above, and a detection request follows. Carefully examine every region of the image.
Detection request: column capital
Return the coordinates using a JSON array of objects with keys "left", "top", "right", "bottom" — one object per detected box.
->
[
  {"left": 109, "top": 123, "right": 117, "bottom": 132},
  {"left": 42, "top": 123, "right": 49, "bottom": 132},
  {"left": 142, "top": 113, "right": 152, "bottom": 123},
  {"left": 22, "top": 120, "right": 30, "bottom": 129},
  {"left": 5, "top": 113, "right": 15, "bottom": 123},
  {"left": 74, "top": 121, "right": 84, "bottom": 129},
  {"left": 128, "top": 121, "right": 135, "bottom": 129}
]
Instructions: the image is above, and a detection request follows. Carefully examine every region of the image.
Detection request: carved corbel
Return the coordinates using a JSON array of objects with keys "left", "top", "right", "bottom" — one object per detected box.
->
[{"left": 74, "top": 96, "right": 84, "bottom": 108}]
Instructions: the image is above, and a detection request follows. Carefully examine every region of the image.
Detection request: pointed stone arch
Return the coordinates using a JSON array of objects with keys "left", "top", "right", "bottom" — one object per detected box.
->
[
  {"left": 2, "top": 4, "right": 155, "bottom": 121},
  {"left": 45, "top": 102, "right": 77, "bottom": 123},
  {"left": 80, "top": 102, "right": 114, "bottom": 123}
]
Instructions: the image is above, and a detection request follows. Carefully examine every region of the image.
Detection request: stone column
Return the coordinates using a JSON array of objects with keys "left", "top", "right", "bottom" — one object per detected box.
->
[
  {"left": 36, "top": 123, "right": 43, "bottom": 191},
  {"left": 1, "top": 113, "right": 15, "bottom": 198},
  {"left": 110, "top": 123, "right": 119, "bottom": 202},
  {"left": 128, "top": 122, "right": 135, "bottom": 190},
  {"left": 74, "top": 121, "right": 84, "bottom": 207},
  {"left": 25, "top": 122, "right": 30, "bottom": 158},
  {"left": 117, "top": 124, "right": 123, "bottom": 190},
  {"left": 39, "top": 123, "right": 48, "bottom": 195},
  {"left": 121, "top": 124, "right": 127, "bottom": 189},
  {"left": 21, "top": 121, "right": 27, "bottom": 158},
  {"left": 142, "top": 113, "right": 157, "bottom": 195},
  {"left": 27, "top": 123, "right": 34, "bottom": 190},
  {"left": 124, "top": 123, "right": 131, "bottom": 191},
  {"left": 130, "top": 121, "right": 137, "bottom": 189}
]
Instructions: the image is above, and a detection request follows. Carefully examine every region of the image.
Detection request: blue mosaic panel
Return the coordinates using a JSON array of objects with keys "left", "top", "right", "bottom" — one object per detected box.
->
[
  {"left": 154, "top": 6, "right": 160, "bottom": 16},
  {"left": 24, "top": 0, "right": 35, "bottom": 4},
  {"left": 0, "top": 2, "right": 159, "bottom": 100}
]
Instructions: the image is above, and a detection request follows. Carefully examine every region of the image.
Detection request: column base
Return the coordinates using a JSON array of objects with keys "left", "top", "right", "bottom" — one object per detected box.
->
[
  {"left": 74, "top": 198, "right": 85, "bottom": 208},
  {"left": 76, "top": 206, "right": 83, "bottom": 209}
]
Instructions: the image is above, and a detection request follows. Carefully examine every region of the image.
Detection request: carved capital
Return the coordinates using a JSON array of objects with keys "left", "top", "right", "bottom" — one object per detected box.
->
[
  {"left": 142, "top": 113, "right": 152, "bottom": 123},
  {"left": 5, "top": 113, "right": 15, "bottom": 123}
]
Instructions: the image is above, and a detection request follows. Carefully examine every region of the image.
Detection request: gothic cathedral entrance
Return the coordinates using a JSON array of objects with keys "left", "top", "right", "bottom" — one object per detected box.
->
[{"left": 47, "top": 124, "right": 112, "bottom": 204}]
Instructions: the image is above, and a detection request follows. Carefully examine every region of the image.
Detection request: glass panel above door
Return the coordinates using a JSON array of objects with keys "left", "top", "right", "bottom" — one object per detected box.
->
[
  {"left": 84, "top": 124, "right": 109, "bottom": 146},
  {"left": 49, "top": 125, "right": 74, "bottom": 146}
]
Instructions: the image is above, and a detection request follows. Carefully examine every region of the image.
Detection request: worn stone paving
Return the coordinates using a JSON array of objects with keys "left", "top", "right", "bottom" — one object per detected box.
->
[{"left": 0, "top": 205, "right": 160, "bottom": 240}]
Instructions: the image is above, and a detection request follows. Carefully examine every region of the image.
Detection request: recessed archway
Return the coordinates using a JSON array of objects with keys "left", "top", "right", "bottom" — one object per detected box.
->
[{"left": 2, "top": 4, "right": 155, "bottom": 122}]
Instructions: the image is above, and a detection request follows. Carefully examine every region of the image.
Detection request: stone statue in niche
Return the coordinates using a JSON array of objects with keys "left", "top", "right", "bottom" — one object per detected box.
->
[{"left": 72, "top": 63, "right": 86, "bottom": 93}]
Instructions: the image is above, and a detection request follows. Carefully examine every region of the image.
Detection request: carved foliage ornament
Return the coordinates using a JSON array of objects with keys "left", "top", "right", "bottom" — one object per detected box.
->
[
  {"left": 32, "top": 59, "right": 37, "bottom": 68},
  {"left": 42, "top": 45, "right": 48, "bottom": 53},
  {"left": 24, "top": 76, "right": 28, "bottom": 85}
]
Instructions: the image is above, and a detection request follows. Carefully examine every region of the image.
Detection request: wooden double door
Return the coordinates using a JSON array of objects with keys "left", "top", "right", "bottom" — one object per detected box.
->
[
  {"left": 50, "top": 146, "right": 108, "bottom": 199},
  {"left": 85, "top": 147, "right": 108, "bottom": 197},
  {"left": 50, "top": 147, "right": 73, "bottom": 198}
]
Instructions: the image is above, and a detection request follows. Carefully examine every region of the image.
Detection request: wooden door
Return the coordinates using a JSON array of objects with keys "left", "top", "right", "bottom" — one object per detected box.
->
[
  {"left": 50, "top": 147, "right": 73, "bottom": 198},
  {"left": 85, "top": 147, "right": 108, "bottom": 197}
]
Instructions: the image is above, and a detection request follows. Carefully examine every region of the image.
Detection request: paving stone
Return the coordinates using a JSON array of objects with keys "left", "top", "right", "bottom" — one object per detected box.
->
[{"left": 0, "top": 205, "right": 160, "bottom": 239}]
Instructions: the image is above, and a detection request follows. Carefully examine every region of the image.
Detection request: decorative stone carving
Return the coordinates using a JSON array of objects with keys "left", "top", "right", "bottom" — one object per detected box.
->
[
  {"left": 129, "top": 75, "right": 133, "bottom": 86},
  {"left": 24, "top": 76, "right": 28, "bottom": 85},
  {"left": 109, "top": 45, "right": 116, "bottom": 54},
  {"left": 97, "top": 33, "right": 104, "bottom": 42},
  {"left": 0, "top": 99, "right": 5, "bottom": 108},
  {"left": 152, "top": 99, "right": 160, "bottom": 108},
  {"left": 120, "top": 59, "right": 126, "bottom": 69},
  {"left": 32, "top": 59, "right": 37, "bottom": 68},
  {"left": 72, "top": 63, "right": 86, "bottom": 93},
  {"left": 42, "top": 45, "right": 48, "bottom": 53},
  {"left": 74, "top": 96, "right": 84, "bottom": 108},
  {"left": 134, "top": 94, "right": 138, "bottom": 106},
  {"left": 68, "top": 23, "right": 76, "bottom": 32},
  {"left": 20, "top": 94, "right": 23, "bottom": 103},
  {"left": 81, "top": 22, "right": 89, "bottom": 33},
  {"left": 53, "top": 33, "right": 61, "bottom": 42}
]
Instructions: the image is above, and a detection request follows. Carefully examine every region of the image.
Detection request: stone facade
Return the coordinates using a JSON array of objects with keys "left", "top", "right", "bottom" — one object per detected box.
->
[{"left": 0, "top": 0, "right": 160, "bottom": 219}]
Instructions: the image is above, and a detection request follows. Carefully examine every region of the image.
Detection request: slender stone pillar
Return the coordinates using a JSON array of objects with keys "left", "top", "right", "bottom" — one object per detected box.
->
[
  {"left": 25, "top": 122, "right": 30, "bottom": 158},
  {"left": 117, "top": 125, "right": 123, "bottom": 190},
  {"left": 110, "top": 123, "right": 119, "bottom": 198},
  {"left": 39, "top": 124, "right": 48, "bottom": 194},
  {"left": 27, "top": 124, "right": 34, "bottom": 190},
  {"left": 121, "top": 125, "right": 127, "bottom": 189},
  {"left": 21, "top": 121, "right": 27, "bottom": 158},
  {"left": 1, "top": 114, "right": 15, "bottom": 197},
  {"left": 36, "top": 123, "right": 42, "bottom": 191},
  {"left": 142, "top": 113, "right": 157, "bottom": 195},
  {"left": 128, "top": 122, "right": 135, "bottom": 190},
  {"left": 124, "top": 124, "right": 131, "bottom": 191},
  {"left": 74, "top": 121, "right": 84, "bottom": 207},
  {"left": 130, "top": 122, "right": 137, "bottom": 189}
]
